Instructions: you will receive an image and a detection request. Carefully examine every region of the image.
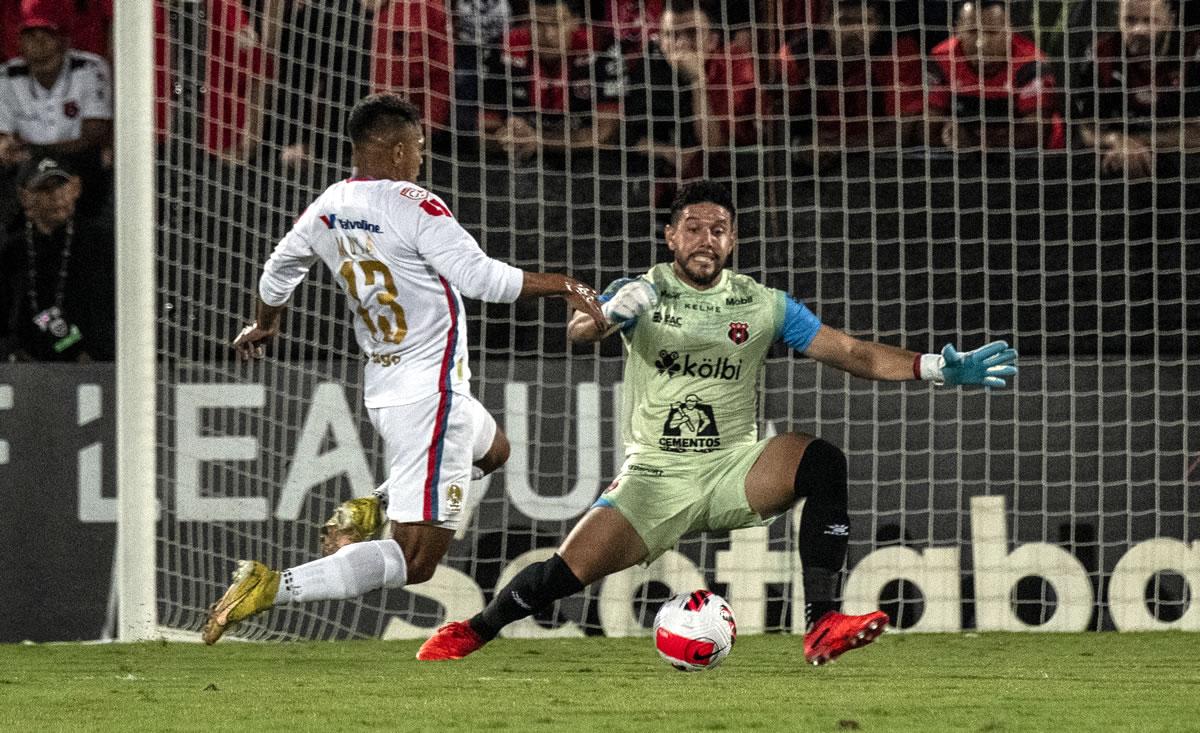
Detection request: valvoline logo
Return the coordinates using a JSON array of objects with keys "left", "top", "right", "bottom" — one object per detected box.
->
[{"left": 319, "top": 214, "right": 382, "bottom": 233}]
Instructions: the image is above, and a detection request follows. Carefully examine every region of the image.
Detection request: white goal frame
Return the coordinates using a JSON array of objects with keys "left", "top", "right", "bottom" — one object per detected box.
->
[{"left": 114, "top": 0, "right": 157, "bottom": 642}]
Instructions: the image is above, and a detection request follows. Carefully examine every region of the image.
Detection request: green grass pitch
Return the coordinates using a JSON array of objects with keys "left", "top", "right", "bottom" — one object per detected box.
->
[{"left": 3, "top": 633, "right": 1198, "bottom": 731}]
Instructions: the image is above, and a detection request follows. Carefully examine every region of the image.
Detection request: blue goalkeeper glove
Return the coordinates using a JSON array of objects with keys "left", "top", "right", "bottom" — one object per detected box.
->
[{"left": 917, "top": 340, "right": 1018, "bottom": 388}]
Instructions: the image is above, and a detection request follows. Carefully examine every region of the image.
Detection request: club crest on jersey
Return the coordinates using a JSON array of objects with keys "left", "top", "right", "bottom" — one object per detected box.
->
[
  {"left": 63, "top": 100, "right": 79, "bottom": 118},
  {"left": 399, "top": 186, "right": 428, "bottom": 200},
  {"left": 728, "top": 322, "right": 749, "bottom": 345}
]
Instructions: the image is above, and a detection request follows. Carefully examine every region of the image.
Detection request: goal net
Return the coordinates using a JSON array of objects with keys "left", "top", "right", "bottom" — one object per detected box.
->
[{"left": 151, "top": 0, "right": 1199, "bottom": 640}]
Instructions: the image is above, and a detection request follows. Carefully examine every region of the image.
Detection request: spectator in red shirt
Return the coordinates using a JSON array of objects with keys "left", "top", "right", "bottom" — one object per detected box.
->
[
  {"left": 927, "top": 0, "right": 1065, "bottom": 151},
  {"left": 656, "top": 0, "right": 758, "bottom": 150},
  {"left": 779, "top": 0, "right": 925, "bottom": 168},
  {"left": 202, "top": 0, "right": 268, "bottom": 160},
  {"left": 1072, "top": 0, "right": 1200, "bottom": 177},
  {"left": 482, "top": 0, "right": 623, "bottom": 164},
  {"left": 623, "top": 0, "right": 755, "bottom": 205},
  {"left": 370, "top": 0, "right": 453, "bottom": 135}
]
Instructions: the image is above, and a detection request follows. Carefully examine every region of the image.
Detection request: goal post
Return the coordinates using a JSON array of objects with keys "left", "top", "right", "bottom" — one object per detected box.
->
[{"left": 114, "top": 0, "right": 158, "bottom": 641}]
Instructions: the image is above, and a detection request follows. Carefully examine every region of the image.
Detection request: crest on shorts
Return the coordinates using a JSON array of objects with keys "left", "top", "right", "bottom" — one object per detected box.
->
[
  {"left": 728, "top": 322, "right": 749, "bottom": 345},
  {"left": 446, "top": 484, "right": 463, "bottom": 514}
]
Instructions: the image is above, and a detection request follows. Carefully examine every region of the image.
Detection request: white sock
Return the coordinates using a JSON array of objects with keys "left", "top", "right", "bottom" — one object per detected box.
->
[{"left": 274, "top": 540, "right": 407, "bottom": 604}]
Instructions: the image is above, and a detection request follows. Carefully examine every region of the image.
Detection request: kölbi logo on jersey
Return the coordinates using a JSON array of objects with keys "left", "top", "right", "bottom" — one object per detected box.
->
[
  {"left": 319, "top": 214, "right": 383, "bottom": 233},
  {"left": 655, "top": 351, "right": 743, "bottom": 381}
]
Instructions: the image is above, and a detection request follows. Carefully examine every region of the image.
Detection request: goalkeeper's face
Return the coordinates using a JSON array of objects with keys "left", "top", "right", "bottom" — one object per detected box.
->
[{"left": 665, "top": 203, "right": 736, "bottom": 289}]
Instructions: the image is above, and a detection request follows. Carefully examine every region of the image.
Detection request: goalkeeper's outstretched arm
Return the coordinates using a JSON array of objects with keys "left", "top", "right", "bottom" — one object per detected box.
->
[{"left": 803, "top": 325, "right": 1018, "bottom": 388}]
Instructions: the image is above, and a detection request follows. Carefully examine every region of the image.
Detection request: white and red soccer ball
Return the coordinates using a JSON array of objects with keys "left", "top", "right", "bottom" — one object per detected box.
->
[{"left": 653, "top": 590, "right": 737, "bottom": 672}]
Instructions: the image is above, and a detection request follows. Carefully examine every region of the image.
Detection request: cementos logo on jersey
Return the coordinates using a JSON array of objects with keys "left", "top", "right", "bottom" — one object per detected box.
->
[{"left": 319, "top": 214, "right": 382, "bottom": 233}]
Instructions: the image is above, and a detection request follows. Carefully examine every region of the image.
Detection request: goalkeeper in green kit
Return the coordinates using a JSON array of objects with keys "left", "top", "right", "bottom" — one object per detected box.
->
[{"left": 416, "top": 181, "right": 1018, "bottom": 664}]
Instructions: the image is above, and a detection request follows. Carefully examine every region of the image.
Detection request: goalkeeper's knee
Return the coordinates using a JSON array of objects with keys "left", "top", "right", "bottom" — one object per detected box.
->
[{"left": 793, "top": 438, "right": 849, "bottom": 513}]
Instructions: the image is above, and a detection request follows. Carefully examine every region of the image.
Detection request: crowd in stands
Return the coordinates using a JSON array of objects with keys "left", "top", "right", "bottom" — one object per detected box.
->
[
  {"left": 0, "top": 0, "right": 114, "bottom": 363},
  {"left": 0, "top": 0, "right": 1196, "bottom": 362}
]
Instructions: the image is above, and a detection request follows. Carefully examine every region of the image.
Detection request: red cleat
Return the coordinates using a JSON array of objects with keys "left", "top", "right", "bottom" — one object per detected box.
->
[
  {"left": 416, "top": 621, "right": 487, "bottom": 661},
  {"left": 804, "top": 610, "right": 889, "bottom": 665}
]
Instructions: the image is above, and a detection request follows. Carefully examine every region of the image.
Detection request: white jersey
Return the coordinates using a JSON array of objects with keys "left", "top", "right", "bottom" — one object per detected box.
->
[
  {"left": 0, "top": 50, "right": 112, "bottom": 144},
  {"left": 259, "top": 178, "right": 524, "bottom": 408}
]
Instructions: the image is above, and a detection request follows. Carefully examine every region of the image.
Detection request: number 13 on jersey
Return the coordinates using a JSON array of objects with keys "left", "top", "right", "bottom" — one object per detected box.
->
[{"left": 339, "top": 258, "right": 408, "bottom": 344}]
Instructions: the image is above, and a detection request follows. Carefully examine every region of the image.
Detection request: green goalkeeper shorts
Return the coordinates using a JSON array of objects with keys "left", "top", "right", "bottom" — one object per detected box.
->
[{"left": 593, "top": 439, "right": 774, "bottom": 563}]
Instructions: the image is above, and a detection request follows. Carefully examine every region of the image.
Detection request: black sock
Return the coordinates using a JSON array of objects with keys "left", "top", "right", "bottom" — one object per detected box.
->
[
  {"left": 468, "top": 553, "right": 584, "bottom": 641},
  {"left": 794, "top": 439, "right": 850, "bottom": 629}
]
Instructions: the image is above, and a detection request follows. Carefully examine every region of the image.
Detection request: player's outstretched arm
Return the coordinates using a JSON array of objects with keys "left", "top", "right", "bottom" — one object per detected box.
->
[
  {"left": 232, "top": 298, "right": 286, "bottom": 361},
  {"left": 803, "top": 326, "right": 1017, "bottom": 388},
  {"left": 518, "top": 272, "right": 606, "bottom": 330}
]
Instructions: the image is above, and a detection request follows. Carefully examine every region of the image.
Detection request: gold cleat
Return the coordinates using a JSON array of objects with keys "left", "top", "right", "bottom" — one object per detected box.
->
[
  {"left": 201, "top": 560, "right": 281, "bottom": 645},
  {"left": 319, "top": 495, "right": 387, "bottom": 556}
]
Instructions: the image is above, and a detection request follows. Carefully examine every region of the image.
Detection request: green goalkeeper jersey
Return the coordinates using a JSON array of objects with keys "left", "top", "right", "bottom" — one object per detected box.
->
[{"left": 610, "top": 263, "right": 823, "bottom": 457}]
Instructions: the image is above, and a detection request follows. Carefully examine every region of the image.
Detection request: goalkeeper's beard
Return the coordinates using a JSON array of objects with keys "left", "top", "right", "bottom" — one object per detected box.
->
[{"left": 678, "top": 253, "right": 723, "bottom": 286}]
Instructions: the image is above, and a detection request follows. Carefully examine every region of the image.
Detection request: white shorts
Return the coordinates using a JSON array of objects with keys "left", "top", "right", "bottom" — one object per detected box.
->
[{"left": 369, "top": 390, "right": 496, "bottom": 530}]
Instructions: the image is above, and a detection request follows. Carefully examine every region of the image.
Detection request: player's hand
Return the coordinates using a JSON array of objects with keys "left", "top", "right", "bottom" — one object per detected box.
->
[
  {"left": 232, "top": 320, "right": 278, "bottom": 361},
  {"left": 563, "top": 278, "right": 606, "bottom": 330},
  {"left": 940, "top": 340, "right": 1018, "bottom": 388},
  {"left": 319, "top": 495, "right": 387, "bottom": 557},
  {"left": 601, "top": 278, "right": 658, "bottom": 327}
]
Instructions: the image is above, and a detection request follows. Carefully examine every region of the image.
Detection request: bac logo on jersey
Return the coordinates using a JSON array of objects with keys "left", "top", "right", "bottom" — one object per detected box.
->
[
  {"left": 319, "top": 214, "right": 382, "bottom": 233},
  {"left": 728, "top": 322, "right": 749, "bottom": 345},
  {"left": 399, "top": 187, "right": 428, "bottom": 201},
  {"left": 651, "top": 311, "right": 682, "bottom": 327}
]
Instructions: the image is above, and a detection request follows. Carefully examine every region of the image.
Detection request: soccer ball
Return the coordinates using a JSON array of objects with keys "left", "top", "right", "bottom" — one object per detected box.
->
[{"left": 653, "top": 590, "right": 737, "bottom": 672}]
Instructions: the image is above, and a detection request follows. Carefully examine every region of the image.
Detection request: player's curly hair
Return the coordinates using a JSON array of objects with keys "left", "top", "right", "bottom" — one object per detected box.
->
[
  {"left": 669, "top": 181, "right": 736, "bottom": 224},
  {"left": 347, "top": 93, "right": 422, "bottom": 144}
]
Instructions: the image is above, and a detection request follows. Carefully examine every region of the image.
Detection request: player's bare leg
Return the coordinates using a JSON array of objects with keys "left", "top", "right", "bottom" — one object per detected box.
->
[
  {"left": 472, "top": 426, "right": 510, "bottom": 478},
  {"left": 745, "top": 432, "right": 889, "bottom": 665},
  {"left": 391, "top": 522, "right": 454, "bottom": 585},
  {"left": 417, "top": 507, "right": 648, "bottom": 660},
  {"left": 557, "top": 506, "right": 649, "bottom": 584}
]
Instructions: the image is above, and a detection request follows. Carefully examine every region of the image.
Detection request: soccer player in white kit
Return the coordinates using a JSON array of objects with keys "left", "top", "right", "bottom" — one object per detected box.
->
[{"left": 202, "top": 94, "right": 606, "bottom": 644}]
